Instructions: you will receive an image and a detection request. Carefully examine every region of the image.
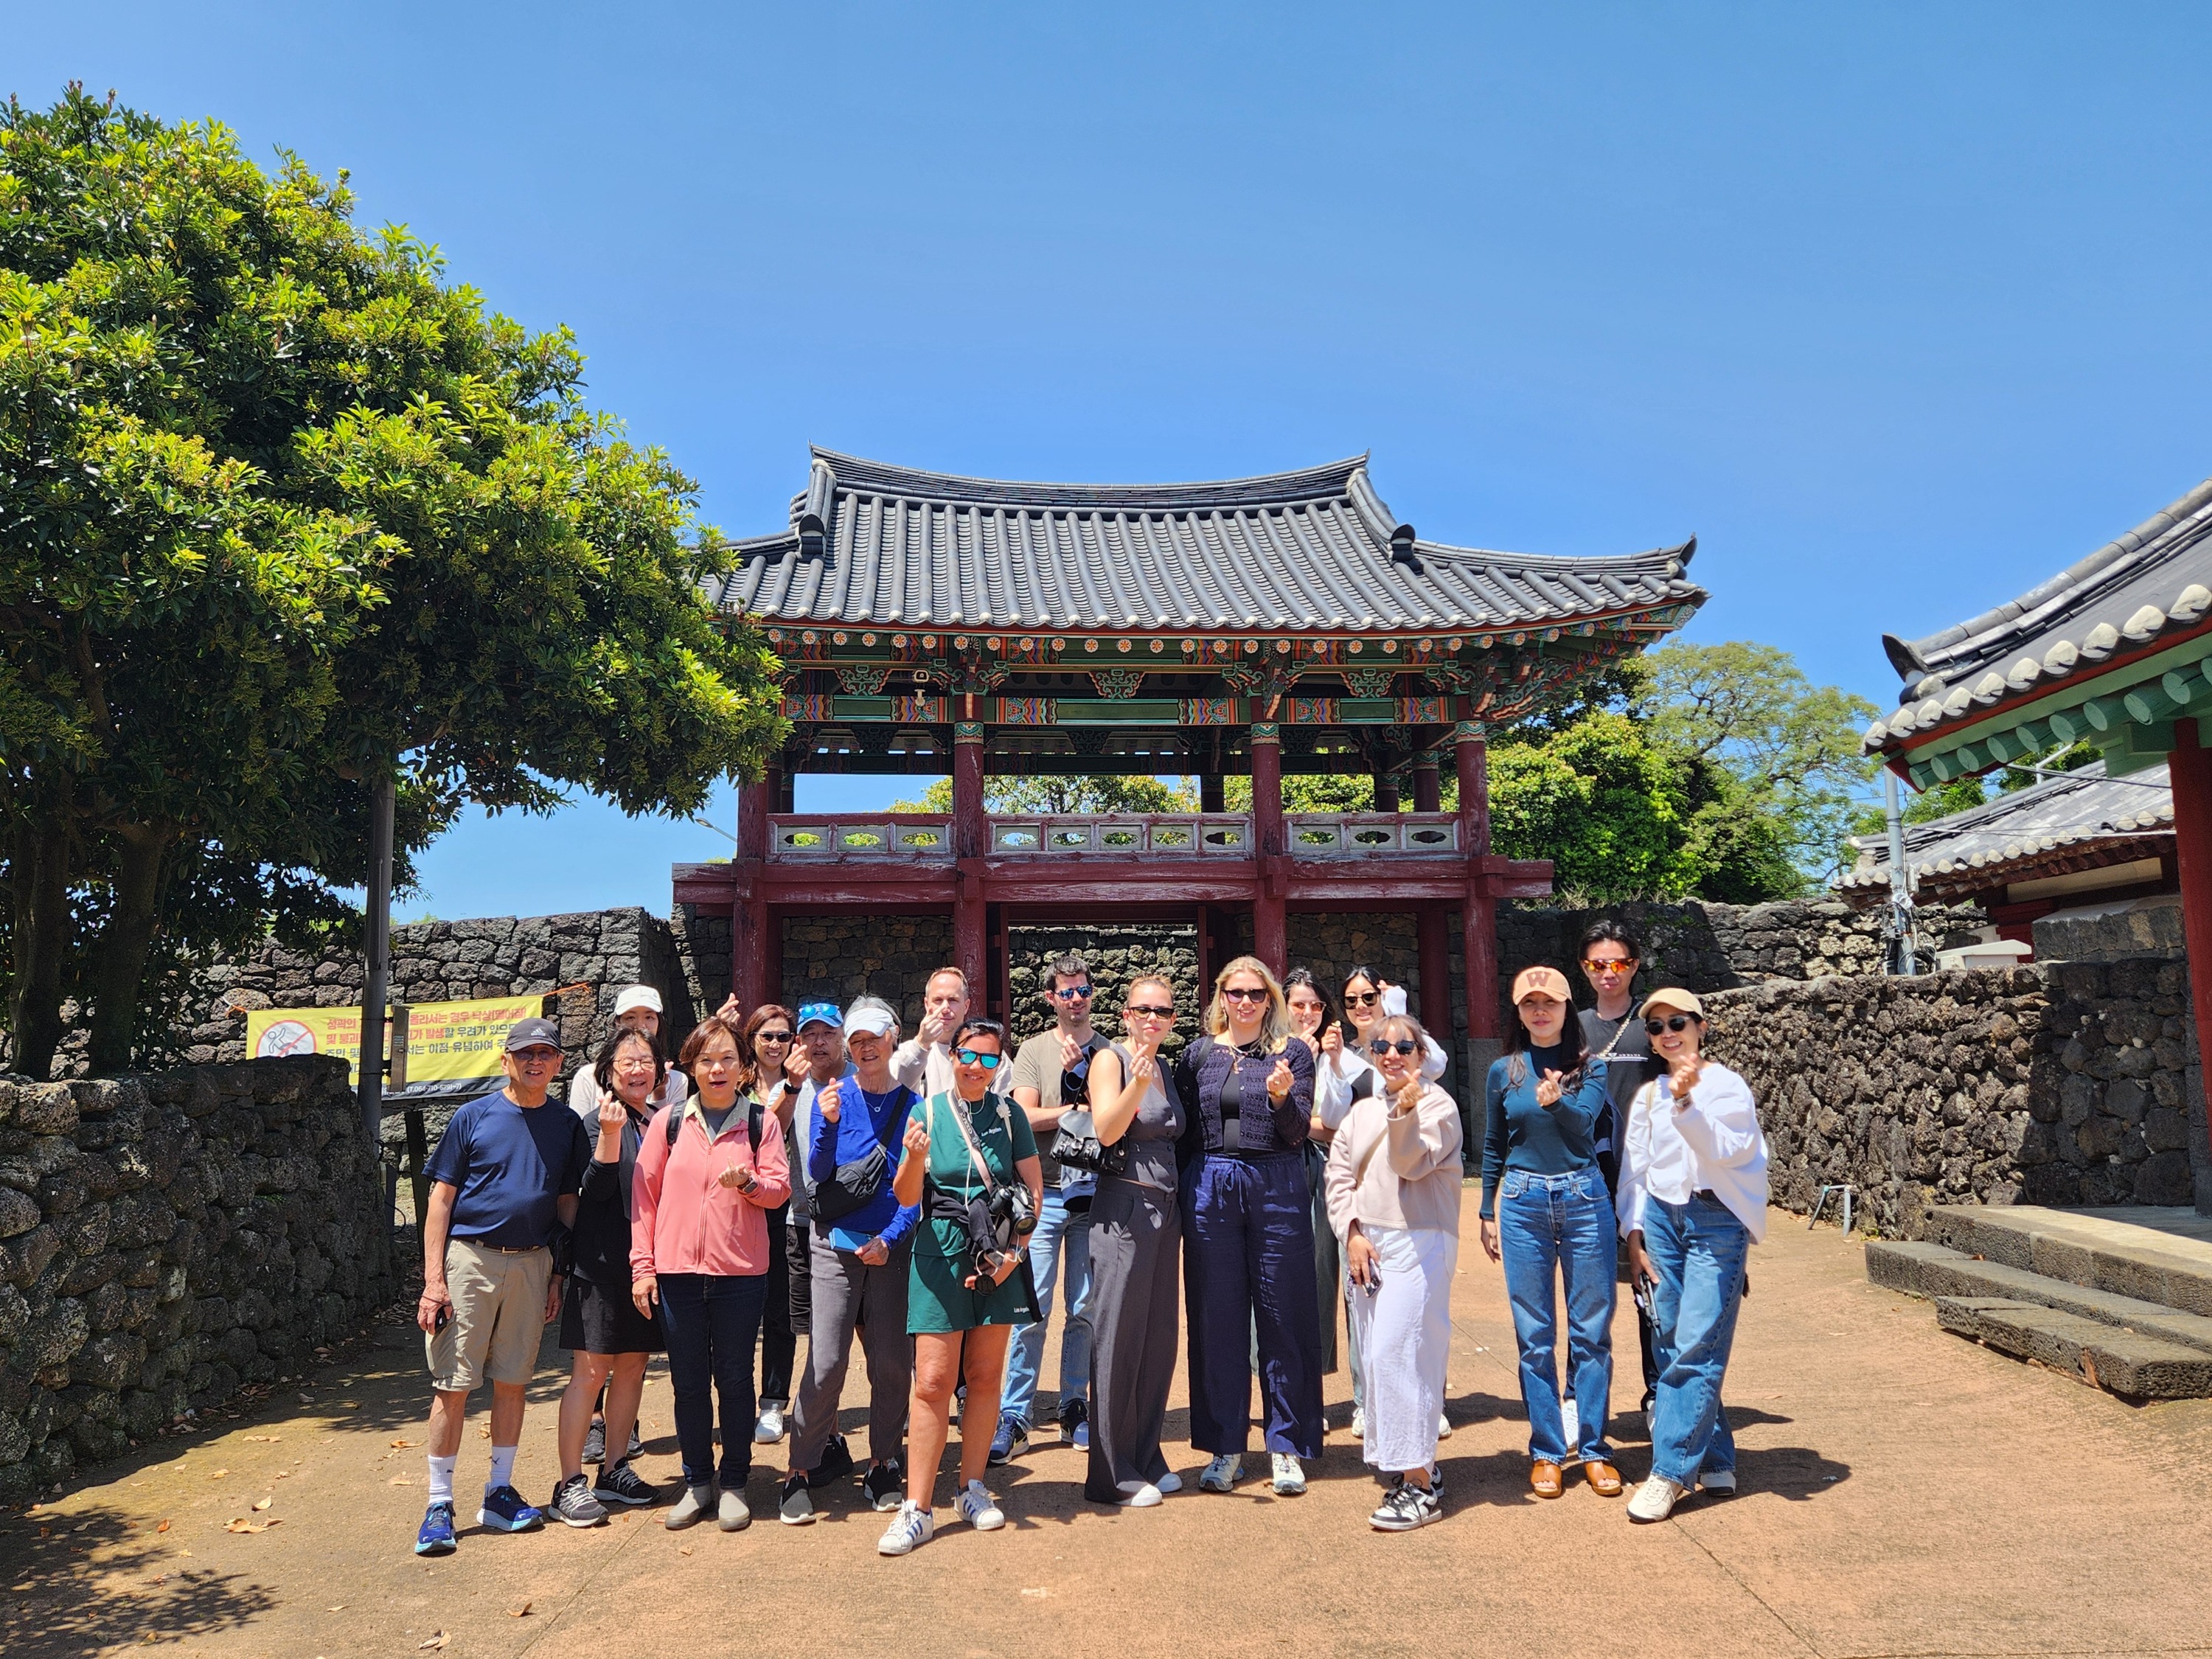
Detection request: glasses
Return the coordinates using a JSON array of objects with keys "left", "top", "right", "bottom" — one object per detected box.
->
[
  {"left": 955, "top": 1048, "right": 1004, "bottom": 1069},
  {"left": 1127, "top": 1004, "right": 1175, "bottom": 1019},
  {"left": 1051, "top": 984, "right": 1093, "bottom": 1001},
  {"left": 754, "top": 1030, "right": 793, "bottom": 1044},
  {"left": 1221, "top": 987, "right": 1269, "bottom": 1003},
  {"left": 1582, "top": 958, "right": 1636, "bottom": 975},
  {"left": 1368, "top": 1039, "right": 1419, "bottom": 1057},
  {"left": 1644, "top": 1014, "right": 1698, "bottom": 1035},
  {"left": 1346, "top": 990, "right": 1382, "bottom": 1008}
]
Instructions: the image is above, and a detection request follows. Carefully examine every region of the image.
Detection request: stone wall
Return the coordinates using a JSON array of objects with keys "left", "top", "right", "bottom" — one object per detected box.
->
[
  {"left": 776, "top": 914, "right": 955, "bottom": 1032},
  {"left": 0, "top": 1057, "right": 396, "bottom": 1503},
  {"left": 1005, "top": 923, "right": 1203, "bottom": 1049},
  {"left": 1702, "top": 958, "right": 2204, "bottom": 1237}
]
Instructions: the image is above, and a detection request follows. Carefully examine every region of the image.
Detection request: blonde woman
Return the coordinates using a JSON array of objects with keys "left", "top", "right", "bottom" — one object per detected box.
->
[
  {"left": 1324, "top": 1012, "right": 1462, "bottom": 1531},
  {"left": 1171, "top": 956, "right": 1321, "bottom": 1496}
]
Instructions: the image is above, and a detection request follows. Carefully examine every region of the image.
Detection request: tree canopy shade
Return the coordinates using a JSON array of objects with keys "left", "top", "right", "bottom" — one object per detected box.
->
[{"left": 0, "top": 88, "right": 784, "bottom": 1077}]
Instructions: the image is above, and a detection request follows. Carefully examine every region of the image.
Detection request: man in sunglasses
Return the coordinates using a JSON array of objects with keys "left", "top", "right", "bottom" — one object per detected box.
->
[
  {"left": 994, "top": 953, "right": 1102, "bottom": 1463},
  {"left": 1574, "top": 920, "right": 1664, "bottom": 1425}
]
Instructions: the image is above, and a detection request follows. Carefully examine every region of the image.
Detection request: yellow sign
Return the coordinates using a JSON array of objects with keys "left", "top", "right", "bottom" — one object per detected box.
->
[{"left": 245, "top": 995, "right": 546, "bottom": 1088}]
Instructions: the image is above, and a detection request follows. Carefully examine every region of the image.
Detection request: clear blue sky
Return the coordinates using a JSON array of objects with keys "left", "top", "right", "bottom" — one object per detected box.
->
[{"left": 23, "top": 4, "right": 2212, "bottom": 919}]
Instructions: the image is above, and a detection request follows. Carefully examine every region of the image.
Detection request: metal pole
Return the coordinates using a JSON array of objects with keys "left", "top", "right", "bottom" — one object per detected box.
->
[
  {"left": 1885, "top": 769, "right": 1916, "bottom": 975},
  {"left": 358, "top": 771, "right": 394, "bottom": 1146}
]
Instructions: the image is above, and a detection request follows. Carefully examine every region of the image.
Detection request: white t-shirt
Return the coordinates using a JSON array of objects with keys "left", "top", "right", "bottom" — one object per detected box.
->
[{"left": 568, "top": 1063, "right": 687, "bottom": 1124}]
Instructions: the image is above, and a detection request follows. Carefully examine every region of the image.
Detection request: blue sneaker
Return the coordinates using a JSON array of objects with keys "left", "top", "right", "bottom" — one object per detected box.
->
[
  {"left": 987, "top": 1416, "right": 1027, "bottom": 1467},
  {"left": 414, "top": 1500, "right": 456, "bottom": 1556},
  {"left": 478, "top": 1484, "right": 543, "bottom": 1532}
]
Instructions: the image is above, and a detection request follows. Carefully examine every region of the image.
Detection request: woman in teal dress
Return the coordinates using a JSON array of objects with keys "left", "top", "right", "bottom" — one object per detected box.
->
[{"left": 877, "top": 1019, "right": 1044, "bottom": 1555}]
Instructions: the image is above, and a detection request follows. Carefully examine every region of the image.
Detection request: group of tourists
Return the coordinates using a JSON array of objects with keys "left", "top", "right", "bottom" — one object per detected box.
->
[{"left": 406, "top": 921, "right": 1770, "bottom": 1557}]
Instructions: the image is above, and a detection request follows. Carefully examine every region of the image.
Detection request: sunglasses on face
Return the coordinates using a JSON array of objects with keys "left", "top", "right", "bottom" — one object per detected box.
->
[
  {"left": 1582, "top": 958, "right": 1636, "bottom": 974},
  {"left": 1644, "top": 1015, "right": 1699, "bottom": 1035},
  {"left": 1222, "top": 987, "right": 1269, "bottom": 1003},
  {"left": 1127, "top": 1004, "right": 1175, "bottom": 1020},
  {"left": 755, "top": 1030, "right": 793, "bottom": 1044},
  {"left": 1369, "top": 1039, "right": 1419, "bottom": 1057},
  {"left": 955, "top": 1048, "right": 1004, "bottom": 1069},
  {"left": 1346, "top": 990, "right": 1382, "bottom": 1008},
  {"left": 1051, "top": 984, "right": 1093, "bottom": 1001}
]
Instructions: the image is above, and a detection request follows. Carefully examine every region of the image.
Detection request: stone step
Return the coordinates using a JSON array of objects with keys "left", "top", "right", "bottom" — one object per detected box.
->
[
  {"left": 1865, "top": 1239, "right": 2212, "bottom": 1356},
  {"left": 1919, "top": 1206, "right": 2212, "bottom": 1317},
  {"left": 1933, "top": 1296, "right": 2212, "bottom": 1400}
]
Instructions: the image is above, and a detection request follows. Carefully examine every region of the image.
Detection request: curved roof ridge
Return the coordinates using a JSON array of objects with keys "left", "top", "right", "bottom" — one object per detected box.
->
[{"left": 808, "top": 446, "right": 1371, "bottom": 511}]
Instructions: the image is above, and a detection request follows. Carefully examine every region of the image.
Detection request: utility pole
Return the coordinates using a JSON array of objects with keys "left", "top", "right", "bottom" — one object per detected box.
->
[
  {"left": 1884, "top": 768, "right": 1917, "bottom": 975},
  {"left": 358, "top": 772, "right": 395, "bottom": 1145}
]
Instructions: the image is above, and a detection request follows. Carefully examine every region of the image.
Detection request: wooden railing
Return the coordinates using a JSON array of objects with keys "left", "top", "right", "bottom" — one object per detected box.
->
[{"left": 764, "top": 810, "right": 1461, "bottom": 860}]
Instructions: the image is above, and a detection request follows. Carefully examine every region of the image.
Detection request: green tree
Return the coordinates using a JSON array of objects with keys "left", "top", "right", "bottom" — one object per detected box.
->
[
  {"left": 891, "top": 775, "right": 1197, "bottom": 814},
  {"left": 1488, "top": 712, "right": 1699, "bottom": 901},
  {"left": 1, "top": 88, "right": 782, "bottom": 1077}
]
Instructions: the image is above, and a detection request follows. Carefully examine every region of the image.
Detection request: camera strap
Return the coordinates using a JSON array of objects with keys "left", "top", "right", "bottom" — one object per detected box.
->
[{"left": 936, "top": 1089, "right": 1004, "bottom": 1197}]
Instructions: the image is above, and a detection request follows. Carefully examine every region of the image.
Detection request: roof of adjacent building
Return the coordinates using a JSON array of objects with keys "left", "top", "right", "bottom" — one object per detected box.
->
[
  {"left": 1837, "top": 758, "right": 2173, "bottom": 904},
  {"left": 1865, "top": 476, "right": 2212, "bottom": 753},
  {"left": 709, "top": 448, "right": 1703, "bottom": 634}
]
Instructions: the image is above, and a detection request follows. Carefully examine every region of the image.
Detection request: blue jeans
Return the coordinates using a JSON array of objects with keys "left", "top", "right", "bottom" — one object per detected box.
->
[
  {"left": 1001, "top": 1185, "right": 1094, "bottom": 1428},
  {"left": 656, "top": 1272, "right": 767, "bottom": 1489},
  {"left": 1498, "top": 1168, "right": 1617, "bottom": 1464},
  {"left": 1642, "top": 1194, "right": 1749, "bottom": 1486}
]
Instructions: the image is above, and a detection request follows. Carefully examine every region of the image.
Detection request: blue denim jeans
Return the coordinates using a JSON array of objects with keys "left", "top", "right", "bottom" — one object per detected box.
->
[
  {"left": 1498, "top": 1168, "right": 1617, "bottom": 1464},
  {"left": 1001, "top": 1184, "right": 1094, "bottom": 1428},
  {"left": 656, "top": 1271, "right": 768, "bottom": 1489},
  {"left": 1642, "top": 1194, "right": 1749, "bottom": 1486}
]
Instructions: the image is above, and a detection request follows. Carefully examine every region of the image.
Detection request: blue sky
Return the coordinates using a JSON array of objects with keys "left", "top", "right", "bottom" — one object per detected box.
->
[{"left": 22, "top": 3, "right": 2212, "bottom": 919}]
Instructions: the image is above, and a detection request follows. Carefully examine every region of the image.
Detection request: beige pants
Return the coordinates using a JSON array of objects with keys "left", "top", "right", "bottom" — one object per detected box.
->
[{"left": 425, "top": 1239, "right": 551, "bottom": 1391}]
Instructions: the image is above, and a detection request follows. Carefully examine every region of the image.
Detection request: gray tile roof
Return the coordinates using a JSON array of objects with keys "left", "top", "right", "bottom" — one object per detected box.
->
[
  {"left": 1865, "top": 477, "right": 2212, "bottom": 753},
  {"left": 710, "top": 449, "right": 1703, "bottom": 634},
  {"left": 1837, "top": 758, "right": 2172, "bottom": 901}
]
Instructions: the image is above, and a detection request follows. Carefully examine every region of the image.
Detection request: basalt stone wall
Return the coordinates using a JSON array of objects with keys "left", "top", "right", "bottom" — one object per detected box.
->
[
  {"left": 1700, "top": 958, "right": 2205, "bottom": 1237},
  {"left": 0, "top": 1057, "right": 396, "bottom": 1503},
  {"left": 776, "top": 914, "right": 956, "bottom": 1032},
  {"left": 1006, "top": 923, "right": 1203, "bottom": 1050}
]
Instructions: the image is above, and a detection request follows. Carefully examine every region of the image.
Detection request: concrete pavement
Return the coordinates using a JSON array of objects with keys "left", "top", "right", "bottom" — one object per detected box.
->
[{"left": 7, "top": 1212, "right": 2212, "bottom": 1659}]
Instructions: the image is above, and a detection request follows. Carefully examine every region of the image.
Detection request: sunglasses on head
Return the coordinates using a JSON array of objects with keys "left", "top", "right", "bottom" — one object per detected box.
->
[
  {"left": 1644, "top": 1014, "right": 1698, "bottom": 1035},
  {"left": 1346, "top": 990, "right": 1382, "bottom": 1007},
  {"left": 955, "top": 1048, "right": 1003, "bottom": 1069},
  {"left": 1127, "top": 1003, "right": 1175, "bottom": 1019},
  {"left": 1051, "top": 984, "right": 1093, "bottom": 1001},
  {"left": 1222, "top": 986, "right": 1269, "bottom": 1003},
  {"left": 1369, "top": 1039, "right": 1419, "bottom": 1057}
]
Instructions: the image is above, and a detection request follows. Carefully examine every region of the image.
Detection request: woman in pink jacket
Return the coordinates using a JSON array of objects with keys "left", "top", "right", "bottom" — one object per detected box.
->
[{"left": 630, "top": 1015, "right": 791, "bottom": 1534}]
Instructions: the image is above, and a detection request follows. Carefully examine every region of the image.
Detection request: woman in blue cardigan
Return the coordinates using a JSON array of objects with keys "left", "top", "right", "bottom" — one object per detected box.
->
[{"left": 1478, "top": 965, "right": 1621, "bottom": 1499}]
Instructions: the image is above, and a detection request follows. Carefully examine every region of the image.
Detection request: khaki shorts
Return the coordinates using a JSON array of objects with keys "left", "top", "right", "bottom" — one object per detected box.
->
[{"left": 425, "top": 1239, "right": 552, "bottom": 1391}]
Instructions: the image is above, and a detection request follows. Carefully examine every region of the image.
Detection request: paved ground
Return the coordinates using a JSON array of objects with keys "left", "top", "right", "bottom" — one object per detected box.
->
[{"left": 7, "top": 1211, "right": 2212, "bottom": 1659}]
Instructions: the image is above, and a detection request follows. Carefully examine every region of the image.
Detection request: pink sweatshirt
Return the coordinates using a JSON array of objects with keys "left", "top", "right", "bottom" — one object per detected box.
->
[{"left": 630, "top": 1094, "right": 792, "bottom": 1279}]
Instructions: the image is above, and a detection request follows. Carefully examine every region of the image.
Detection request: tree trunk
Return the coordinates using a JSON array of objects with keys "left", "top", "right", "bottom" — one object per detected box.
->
[
  {"left": 87, "top": 821, "right": 174, "bottom": 1074},
  {"left": 7, "top": 797, "right": 74, "bottom": 1081}
]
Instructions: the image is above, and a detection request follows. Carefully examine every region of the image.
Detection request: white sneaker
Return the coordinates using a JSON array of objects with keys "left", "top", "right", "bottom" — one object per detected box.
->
[
  {"left": 1116, "top": 1481, "right": 1163, "bottom": 1507},
  {"left": 1270, "top": 1453, "right": 1306, "bottom": 1496},
  {"left": 1349, "top": 1406, "right": 1366, "bottom": 1439},
  {"left": 958, "top": 1478, "right": 1004, "bottom": 1531},
  {"left": 1436, "top": 1409, "right": 1453, "bottom": 1439},
  {"left": 1560, "top": 1399, "right": 1579, "bottom": 1450},
  {"left": 1155, "top": 1470, "right": 1183, "bottom": 1495},
  {"left": 877, "top": 1500, "right": 933, "bottom": 1555},
  {"left": 1627, "top": 1475, "right": 1685, "bottom": 1523},
  {"left": 1699, "top": 1469, "right": 1737, "bottom": 1495},
  {"left": 752, "top": 1404, "right": 786, "bottom": 1444},
  {"left": 1198, "top": 1453, "right": 1242, "bottom": 1492}
]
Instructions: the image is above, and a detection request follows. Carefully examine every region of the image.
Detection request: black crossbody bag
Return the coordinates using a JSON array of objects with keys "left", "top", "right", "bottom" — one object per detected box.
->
[
  {"left": 810, "top": 1084, "right": 909, "bottom": 1222},
  {"left": 1048, "top": 1037, "right": 1130, "bottom": 1178}
]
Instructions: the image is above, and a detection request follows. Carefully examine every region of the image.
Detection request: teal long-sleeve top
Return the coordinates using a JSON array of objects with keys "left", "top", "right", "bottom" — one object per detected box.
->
[{"left": 1479, "top": 1044, "right": 1610, "bottom": 1220}]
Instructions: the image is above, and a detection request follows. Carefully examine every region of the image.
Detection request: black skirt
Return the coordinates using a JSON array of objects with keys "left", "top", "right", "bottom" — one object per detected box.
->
[{"left": 560, "top": 1276, "right": 664, "bottom": 1356}]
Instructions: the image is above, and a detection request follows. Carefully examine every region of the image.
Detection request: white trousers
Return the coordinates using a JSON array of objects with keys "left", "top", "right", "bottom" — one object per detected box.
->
[{"left": 1347, "top": 1223, "right": 1457, "bottom": 1475}]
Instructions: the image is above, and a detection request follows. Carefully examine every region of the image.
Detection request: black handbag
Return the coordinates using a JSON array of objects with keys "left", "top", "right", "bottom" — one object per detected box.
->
[
  {"left": 1049, "top": 1108, "right": 1130, "bottom": 1178},
  {"left": 809, "top": 1085, "right": 906, "bottom": 1222}
]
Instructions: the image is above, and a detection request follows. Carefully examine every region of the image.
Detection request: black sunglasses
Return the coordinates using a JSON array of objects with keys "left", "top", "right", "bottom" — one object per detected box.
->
[
  {"left": 754, "top": 1030, "right": 793, "bottom": 1043},
  {"left": 1368, "top": 1039, "right": 1419, "bottom": 1057},
  {"left": 1222, "top": 987, "right": 1270, "bottom": 1003},
  {"left": 1644, "top": 1014, "right": 1700, "bottom": 1035},
  {"left": 1127, "top": 1004, "right": 1175, "bottom": 1019}
]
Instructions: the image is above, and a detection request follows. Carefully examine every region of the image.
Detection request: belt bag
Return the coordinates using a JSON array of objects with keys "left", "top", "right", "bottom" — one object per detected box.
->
[{"left": 810, "top": 1141, "right": 888, "bottom": 1222}]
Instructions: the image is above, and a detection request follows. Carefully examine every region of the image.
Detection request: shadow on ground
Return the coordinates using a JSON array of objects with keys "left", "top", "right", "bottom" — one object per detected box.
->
[{"left": 0, "top": 1504, "right": 277, "bottom": 1657}]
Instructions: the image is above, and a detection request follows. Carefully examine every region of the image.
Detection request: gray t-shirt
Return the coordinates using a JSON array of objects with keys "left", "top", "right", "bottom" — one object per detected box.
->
[{"left": 1579, "top": 1007, "right": 1659, "bottom": 1157}]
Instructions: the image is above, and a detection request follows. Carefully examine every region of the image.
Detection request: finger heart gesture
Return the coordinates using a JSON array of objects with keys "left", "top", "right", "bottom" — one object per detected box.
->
[
  {"left": 902, "top": 1119, "right": 931, "bottom": 1157},
  {"left": 1535, "top": 1068, "right": 1565, "bottom": 1107},
  {"left": 1266, "top": 1057, "right": 1294, "bottom": 1100},
  {"left": 817, "top": 1081, "right": 843, "bottom": 1124}
]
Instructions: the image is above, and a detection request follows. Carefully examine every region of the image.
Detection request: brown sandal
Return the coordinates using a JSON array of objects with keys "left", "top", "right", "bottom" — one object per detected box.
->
[
  {"left": 1585, "top": 1460, "right": 1624, "bottom": 1497},
  {"left": 1529, "top": 1460, "right": 1564, "bottom": 1498}
]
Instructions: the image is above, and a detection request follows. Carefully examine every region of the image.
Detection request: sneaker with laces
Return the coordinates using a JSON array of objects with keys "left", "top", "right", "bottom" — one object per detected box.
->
[
  {"left": 778, "top": 1470, "right": 815, "bottom": 1525},
  {"left": 753, "top": 1403, "right": 786, "bottom": 1444},
  {"left": 1057, "top": 1398, "right": 1088, "bottom": 1440},
  {"left": 1199, "top": 1453, "right": 1242, "bottom": 1492},
  {"left": 478, "top": 1485, "right": 543, "bottom": 1533},
  {"left": 582, "top": 1418, "right": 606, "bottom": 1466},
  {"left": 593, "top": 1460, "right": 656, "bottom": 1507},
  {"left": 1627, "top": 1474, "right": 1685, "bottom": 1523},
  {"left": 1370, "top": 1481, "right": 1443, "bottom": 1531},
  {"left": 626, "top": 1426, "right": 643, "bottom": 1460},
  {"left": 863, "top": 1458, "right": 905, "bottom": 1512},
  {"left": 877, "top": 1498, "right": 933, "bottom": 1556},
  {"left": 807, "top": 1433, "right": 855, "bottom": 1489},
  {"left": 550, "top": 1472, "right": 607, "bottom": 1528},
  {"left": 987, "top": 1416, "right": 1027, "bottom": 1467},
  {"left": 414, "top": 1500, "right": 456, "bottom": 1557},
  {"left": 1271, "top": 1453, "right": 1307, "bottom": 1496},
  {"left": 959, "top": 1478, "right": 1005, "bottom": 1530},
  {"left": 1699, "top": 1468, "right": 1737, "bottom": 1495}
]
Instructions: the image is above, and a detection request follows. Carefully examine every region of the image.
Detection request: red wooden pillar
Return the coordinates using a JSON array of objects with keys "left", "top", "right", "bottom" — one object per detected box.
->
[
  {"left": 1412, "top": 756, "right": 1441, "bottom": 814},
  {"left": 1417, "top": 908, "right": 1453, "bottom": 1037},
  {"left": 1456, "top": 722, "right": 1499, "bottom": 1040},
  {"left": 732, "top": 768, "right": 776, "bottom": 1015},
  {"left": 953, "top": 723, "right": 988, "bottom": 996},
  {"left": 2167, "top": 719, "right": 2212, "bottom": 1202},
  {"left": 1251, "top": 722, "right": 1287, "bottom": 973}
]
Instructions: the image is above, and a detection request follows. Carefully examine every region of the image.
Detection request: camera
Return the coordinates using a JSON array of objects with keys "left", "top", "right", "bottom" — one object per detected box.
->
[{"left": 990, "top": 1181, "right": 1037, "bottom": 1239}]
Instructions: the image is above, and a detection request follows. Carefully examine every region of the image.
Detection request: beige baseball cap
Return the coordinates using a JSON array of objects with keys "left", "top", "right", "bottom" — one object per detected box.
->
[
  {"left": 1511, "top": 966, "right": 1573, "bottom": 1004},
  {"left": 1639, "top": 987, "right": 1705, "bottom": 1019}
]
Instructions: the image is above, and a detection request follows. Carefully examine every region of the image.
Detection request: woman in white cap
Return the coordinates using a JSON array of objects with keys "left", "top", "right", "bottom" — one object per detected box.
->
[
  {"left": 1478, "top": 965, "right": 1621, "bottom": 1500},
  {"left": 1618, "top": 988, "right": 1768, "bottom": 1523}
]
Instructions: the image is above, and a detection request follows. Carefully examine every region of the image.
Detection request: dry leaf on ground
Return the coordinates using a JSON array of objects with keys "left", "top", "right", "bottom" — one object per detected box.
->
[
  {"left": 678, "top": 1545, "right": 693, "bottom": 1556},
  {"left": 209, "top": 1470, "right": 229, "bottom": 1479},
  {"left": 507, "top": 1600, "right": 532, "bottom": 1618},
  {"left": 251, "top": 1498, "right": 271, "bottom": 1512},
  {"left": 244, "top": 1435, "right": 281, "bottom": 1443},
  {"left": 155, "top": 1520, "right": 170, "bottom": 1534},
  {"left": 389, "top": 1477, "right": 414, "bottom": 1486},
  {"left": 389, "top": 1439, "right": 414, "bottom": 1449},
  {"left": 222, "top": 1518, "right": 279, "bottom": 1534},
  {"left": 417, "top": 1634, "right": 448, "bottom": 1651}
]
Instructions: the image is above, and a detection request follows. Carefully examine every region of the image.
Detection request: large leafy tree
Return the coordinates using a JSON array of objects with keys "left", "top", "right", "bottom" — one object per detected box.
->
[
  {"left": 892, "top": 774, "right": 1196, "bottom": 814},
  {"left": 0, "top": 88, "right": 782, "bottom": 1077}
]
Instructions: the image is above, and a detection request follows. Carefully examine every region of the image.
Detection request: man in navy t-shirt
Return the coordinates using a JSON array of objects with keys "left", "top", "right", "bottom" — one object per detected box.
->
[{"left": 411, "top": 1017, "right": 592, "bottom": 1557}]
